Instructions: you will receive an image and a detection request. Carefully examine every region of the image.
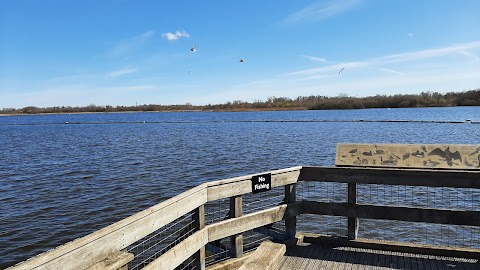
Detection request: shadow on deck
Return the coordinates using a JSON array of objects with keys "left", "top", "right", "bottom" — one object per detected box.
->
[{"left": 277, "top": 242, "right": 479, "bottom": 270}]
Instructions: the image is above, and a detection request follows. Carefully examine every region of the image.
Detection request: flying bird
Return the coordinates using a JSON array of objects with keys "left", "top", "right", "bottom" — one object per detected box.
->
[
  {"left": 239, "top": 59, "right": 245, "bottom": 62},
  {"left": 428, "top": 146, "right": 462, "bottom": 167},
  {"left": 190, "top": 45, "right": 196, "bottom": 52},
  {"left": 188, "top": 70, "right": 194, "bottom": 74},
  {"left": 339, "top": 67, "right": 345, "bottom": 74}
]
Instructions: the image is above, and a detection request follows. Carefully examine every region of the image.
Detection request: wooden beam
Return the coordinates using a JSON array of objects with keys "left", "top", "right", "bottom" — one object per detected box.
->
[
  {"left": 284, "top": 184, "right": 296, "bottom": 239},
  {"left": 300, "top": 166, "right": 480, "bottom": 188},
  {"left": 208, "top": 203, "right": 302, "bottom": 242},
  {"left": 347, "top": 183, "right": 358, "bottom": 240},
  {"left": 208, "top": 181, "right": 250, "bottom": 202},
  {"left": 302, "top": 201, "right": 480, "bottom": 226},
  {"left": 193, "top": 205, "right": 206, "bottom": 270},
  {"left": 207, "top": 170, "right": 301, "bottom": 202},
  {"left": 10, "top": 185, "right": 208, "bottom": 270},
  {"left": 230, "top": 195, "right": 243, "bottom": 258},
  {"left": 205, "top": 167, "right": 302, "bottom": 188},
  {"left": 142, "top": 229, "right": 209, "bottom": 270},
  {"left": 85, "top": 251, "right": 134, "bottom": 270}
]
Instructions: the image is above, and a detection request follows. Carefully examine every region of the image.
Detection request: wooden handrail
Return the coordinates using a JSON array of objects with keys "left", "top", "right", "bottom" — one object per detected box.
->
[
  {"left": 8, "top": 165, "right": 479, "bottom": 270},
  {"left": 8, "top": 167, "right": 302, "bottom": 270},
  {"left": 300, "top": 166, "right": 480, "bottom": 188},
  {"left": 9, "top": 184, "right": 208, "bottom": 270}
]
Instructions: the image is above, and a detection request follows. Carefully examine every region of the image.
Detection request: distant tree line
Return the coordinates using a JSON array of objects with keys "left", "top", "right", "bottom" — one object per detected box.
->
[{"left": 1, "top": 89, "right": 479, "bottom": 115}]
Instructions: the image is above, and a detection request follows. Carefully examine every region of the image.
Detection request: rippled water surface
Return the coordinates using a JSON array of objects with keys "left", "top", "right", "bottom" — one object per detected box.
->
[{"left": 1, "top": 107, "right": 479, "bottom": 268}]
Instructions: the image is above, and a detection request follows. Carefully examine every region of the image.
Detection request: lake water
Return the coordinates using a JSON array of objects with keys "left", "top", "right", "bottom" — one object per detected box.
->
[{"left": 1, "top": 107, "right": 479, "bottom": 268}]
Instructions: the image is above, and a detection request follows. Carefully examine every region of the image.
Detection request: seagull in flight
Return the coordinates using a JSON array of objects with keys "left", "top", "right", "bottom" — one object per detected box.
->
[
  {"left": 339, "top": 67, "right": 345, "bottom": 74},
  {"left": 190, "top": 45, "right": 196, "bottom": 52}
]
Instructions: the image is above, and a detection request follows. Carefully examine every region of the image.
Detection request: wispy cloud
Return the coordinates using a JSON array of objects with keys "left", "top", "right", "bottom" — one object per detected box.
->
[
  {"left": 285, "top": 0, "right": 362, "bottom": 24},
  {"left": 302, "top": 55, "right": 327, "bottom": 62},
  {"left": 286, "top": 41, "right": 480, "bottom": 77},
  {"left": 111, "top": 31, "right": 155, "bottom": 56},
  {"left": 377, "top": 41, "right": 480, "bottom": 63},
  {"left": 161, "top": 30, "right": 190, "bottom": 41},
  {"left": 106, "top": 67, "right": 138, "bottom": 77}
]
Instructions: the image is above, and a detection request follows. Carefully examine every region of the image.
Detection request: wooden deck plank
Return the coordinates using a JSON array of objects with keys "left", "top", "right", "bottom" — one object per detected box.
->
[{"left": 275, "top": 243, "right": 479, "bottom": 270}]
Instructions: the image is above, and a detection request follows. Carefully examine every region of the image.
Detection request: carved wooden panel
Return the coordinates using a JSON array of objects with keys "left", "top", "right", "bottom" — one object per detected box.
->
[{"left": 336, "top": 143, "right": 480, "bottom": 170}]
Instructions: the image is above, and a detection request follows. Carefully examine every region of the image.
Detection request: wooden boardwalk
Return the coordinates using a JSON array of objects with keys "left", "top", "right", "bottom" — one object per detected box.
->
[{"left": 276, "top": 243, "right": 479, "bottom": 270}]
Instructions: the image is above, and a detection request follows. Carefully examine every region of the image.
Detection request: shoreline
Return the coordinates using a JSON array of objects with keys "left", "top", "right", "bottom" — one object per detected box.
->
[
  {"left": 0, "top": 107, "right": 309, "bottom": 116},
  {"left": 2, "top": 105, "right": 479, "bottom": 117}
]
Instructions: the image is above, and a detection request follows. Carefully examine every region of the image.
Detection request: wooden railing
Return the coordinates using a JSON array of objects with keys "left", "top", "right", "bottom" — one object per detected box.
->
[{"left": 9, "top": 166, "right": 480, "bottom": 270}]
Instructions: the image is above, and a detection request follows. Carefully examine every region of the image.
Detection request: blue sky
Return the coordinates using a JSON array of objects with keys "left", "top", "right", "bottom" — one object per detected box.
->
[{"left": 1, "top": 0, "right": 479, "bottom": 109}]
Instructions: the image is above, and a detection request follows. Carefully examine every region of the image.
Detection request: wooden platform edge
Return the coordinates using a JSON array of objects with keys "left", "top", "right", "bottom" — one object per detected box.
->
[{"left": 300, "top": 233, "right": 480, "bottom": 260}]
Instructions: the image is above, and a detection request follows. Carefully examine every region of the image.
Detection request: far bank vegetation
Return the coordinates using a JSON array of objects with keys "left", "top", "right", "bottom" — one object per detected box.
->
[{"left": 2, "top": 89, "right": 479, "bottom": 115}]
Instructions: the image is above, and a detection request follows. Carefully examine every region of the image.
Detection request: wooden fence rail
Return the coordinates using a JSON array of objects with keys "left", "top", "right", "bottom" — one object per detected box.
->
[{"left": 8, "top": 165, "right": 480, "bottom": 270}]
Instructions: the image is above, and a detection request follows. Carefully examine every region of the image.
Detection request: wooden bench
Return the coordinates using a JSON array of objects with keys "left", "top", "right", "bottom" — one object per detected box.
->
[{"left": 238, "top": 241, "right": 286, "bottom": 270}]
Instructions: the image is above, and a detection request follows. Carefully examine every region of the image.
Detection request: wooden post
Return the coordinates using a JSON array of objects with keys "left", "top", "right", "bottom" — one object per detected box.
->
[
  {"left": 230, "top": 195, "right": 243, "bottom": 258},
  {"left": 193, "top": 205, "right": 206, "bottom": 270},
  {"left": 347, "top": 182, "right": 358, "bottom": 240},
  {"left": 284, "top": 184, "right": 297, "bottom": 239}
]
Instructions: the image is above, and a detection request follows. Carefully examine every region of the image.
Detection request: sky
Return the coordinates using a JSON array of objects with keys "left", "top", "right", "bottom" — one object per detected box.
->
[{"left": 1, "top": 0, "right": 479, "bottom": 109}]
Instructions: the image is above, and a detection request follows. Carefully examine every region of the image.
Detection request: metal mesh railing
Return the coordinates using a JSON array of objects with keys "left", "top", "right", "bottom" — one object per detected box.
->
[
  {"left": 243, "top": 186, "right": 286, "bottom": 214},
  {"left": 297, "top": 180, "right": 480, "bottom": 249},
  {"left": 205, "top": 236, "right": 232, "bottom": 266},
  {"left": 356, "top": 184, "right": 480, "bottom": 249},
  {"left": 205, "top": 198, "right": 230, "bottom": 225},
  {"left": 357, "top": 184, "right": 480, "bottom": 211},
  {"left": 297, "top": 214, "right": 348, "bottom": 237},
  {"left": 124, "top": 169, "right": 478, "bottom": 269},
  {"left": 204, "top": 197, "right": 232, "bottom": 266},
  {"left": 204, "top": 186, "right": 288, "bottom": 266},
  {"left": 126, "top": 212, "right": 196, "bottom": 270},
  {"left": 358, "top": 219, "right": 480, "bottom": 249},
  {"left": 291, "top": 181, "right": 349, "bottom": 237},
  {"left": 297, "top": 181, "right": 347, "bottom": 203}
]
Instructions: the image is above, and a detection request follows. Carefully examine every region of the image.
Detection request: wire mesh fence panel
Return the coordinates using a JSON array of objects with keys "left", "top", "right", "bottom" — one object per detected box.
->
[
  {"left": 243, "top": 186, "right": 285, "bottom": 215},
  {"left": 204, "top": 198, "right": 230, "bottom": 225},
  {"left": 176, "top": 255, "right": 197, "bottom": 270},
  {"left": 297, "top": 214, "right": 348, "bottom": 237},
  {"left": 204, "top": 198, "right": 233, "bottom": 266},
  {"left": 357, "top": 184, "right": 480, "bottom": 210},
  {"left": 127, "top": 212, "right": 196, "bottom": 270},
  {"left": 296, "top": 181, "right": 348, "bottom": 237},
  {"left": 205, "top": 236, "right": 232, "bottom": 266},
  {"left": 297, "top": 181, "right": 347, "bottom": 203},
  {"left": 243, "top": 223, "right": 285, "bottom": 253},
  {"left": 355, "top": 183, "right": 480, "bottom": 249},
  {"left": 358, "top": 219, "right": 480, "bottom": 249}
]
